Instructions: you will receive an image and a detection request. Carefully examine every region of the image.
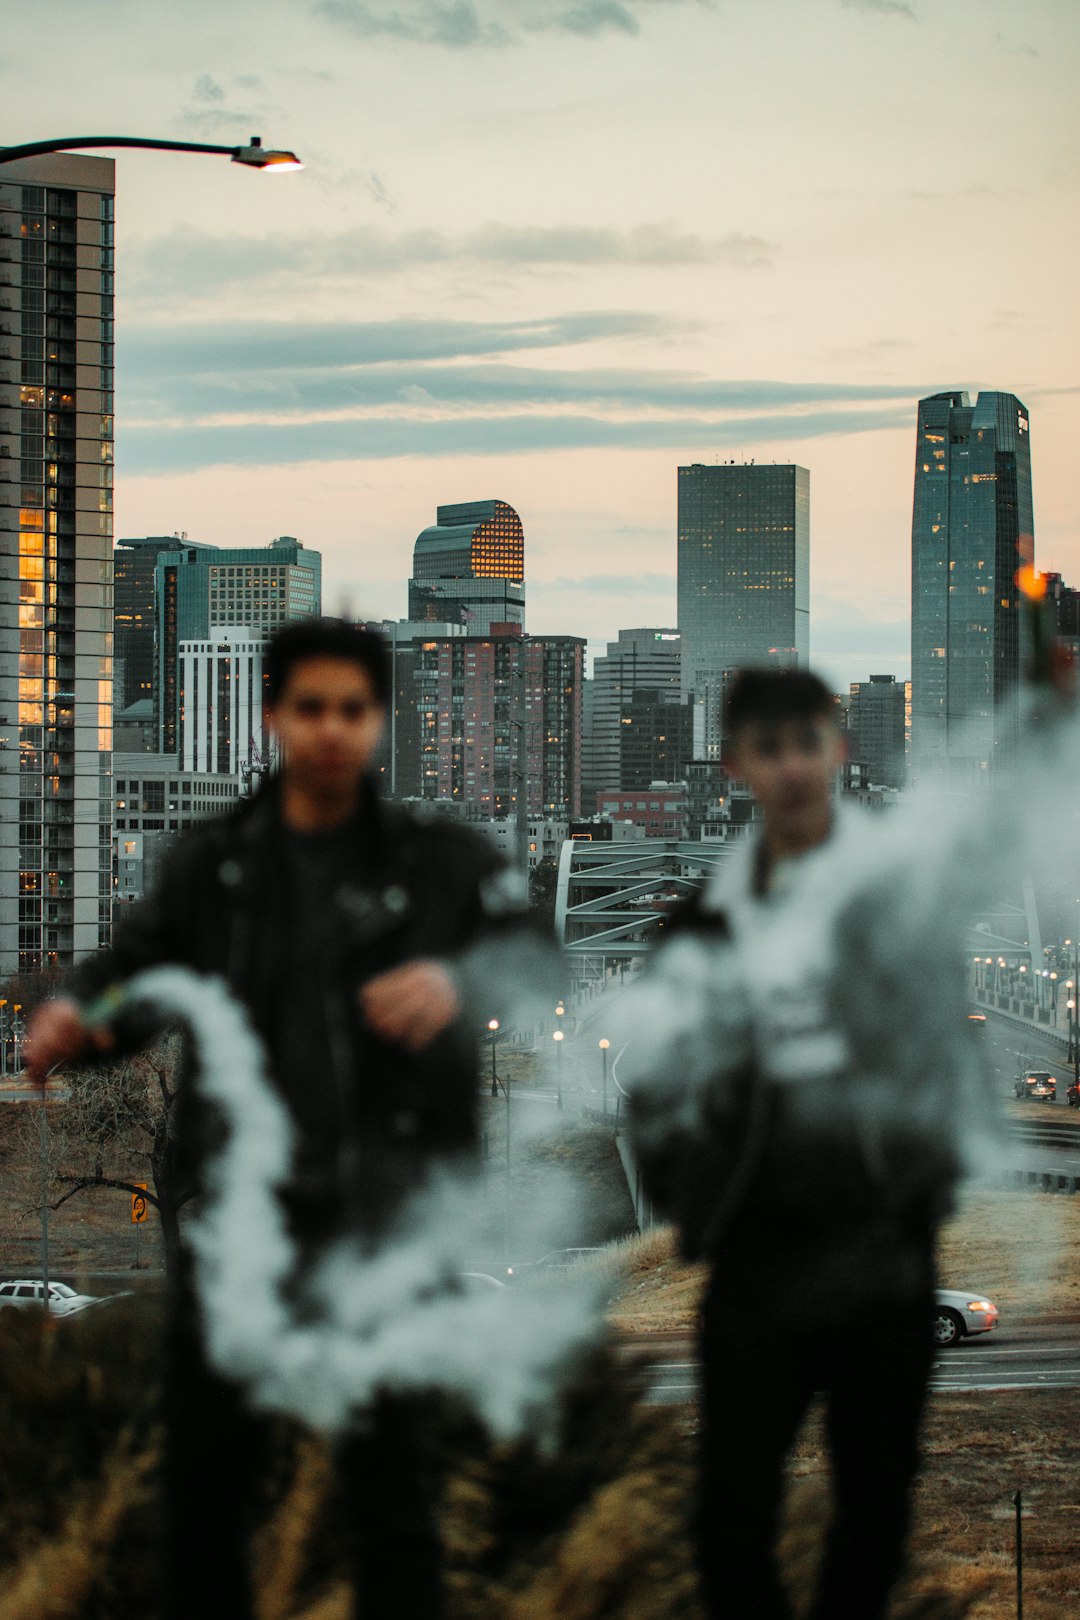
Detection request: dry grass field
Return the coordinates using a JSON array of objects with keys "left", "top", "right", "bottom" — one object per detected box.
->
[
  {"left": 1, "top": 1077, "right": 1076, "bottom": 1620},
  {"left": 599, "top": 1184, "right": 1080, "bottom": 1620}
]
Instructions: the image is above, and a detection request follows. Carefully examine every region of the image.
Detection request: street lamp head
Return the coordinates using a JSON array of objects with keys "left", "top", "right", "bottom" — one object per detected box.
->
[
  {"left": 598, "top": 1038, "right": 610, "bottom": 1050},
  {"left": 552, "top": 1030, "right": 564, "bottom": 1043},
  {"left": 487, "top": 1019, "right": 499, "bottom": 1032},
  {"left": 555, "top": 1002, "right": 565, "bottom": 1016},
  {"left": 231, "top": 136, "right": 303, "bottom": 172}
]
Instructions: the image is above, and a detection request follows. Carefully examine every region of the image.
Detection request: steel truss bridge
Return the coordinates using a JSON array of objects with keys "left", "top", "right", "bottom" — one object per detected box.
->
[{"left": 554, "top": 838, "right": 733, "bottom": 984}]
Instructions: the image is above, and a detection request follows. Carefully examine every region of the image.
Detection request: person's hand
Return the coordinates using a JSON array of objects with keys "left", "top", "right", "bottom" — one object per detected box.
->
[
  {"left": 359, "top": 961, "right": 462, "bottom": 1052},
  {"left": 23, "top": 997, "right": 114, "bottom": 1081}
]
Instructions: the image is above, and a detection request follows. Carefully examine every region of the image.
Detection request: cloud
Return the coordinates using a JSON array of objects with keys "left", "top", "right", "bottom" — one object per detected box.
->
[
  {"left": 549, "top": 1, "right": 640, "bottom": 37},
  {"left": 122, "top": 346, "right": 921, "bottom": 424},
  {"left": 840, "top": 0, "right": 915, "bottom": 16},
  {"left": 118, "top": 402, "right": 915, "bottom": 477},
  {"left": 314, "top": 0, "right": 710, "bottom": 47},
  {"left": 120, "top": 310, "right": 689, "bottom": 381},
  {"left": 314, "top": 0, "right": 513, "bottom": 46},
  {"left": 123, "top": 219, "right": 776, "bottom": 305},
  {"left": 176, "top": 73, "right": 270, "bottom": 135},
  {"left": 193, "top": 74, "right": 226, "bottom": 104}
]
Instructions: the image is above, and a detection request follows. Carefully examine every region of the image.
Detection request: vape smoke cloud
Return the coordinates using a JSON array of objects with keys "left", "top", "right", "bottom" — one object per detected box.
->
[{"left": 126, "top": 967, "right": 601, "bottom": 1439}]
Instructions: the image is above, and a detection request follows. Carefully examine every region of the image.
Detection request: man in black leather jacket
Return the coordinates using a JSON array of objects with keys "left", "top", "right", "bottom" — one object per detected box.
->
[{"left": 27, "top": 617, "right": 554, "bottom": 1620}]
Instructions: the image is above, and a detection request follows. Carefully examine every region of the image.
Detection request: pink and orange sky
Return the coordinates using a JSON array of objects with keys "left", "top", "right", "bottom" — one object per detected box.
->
[{"left": 8, "top": 0, "right": 1078, "bottom": 687}]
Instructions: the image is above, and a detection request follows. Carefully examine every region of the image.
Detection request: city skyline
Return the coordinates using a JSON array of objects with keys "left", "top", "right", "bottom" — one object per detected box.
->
[{"left": 0, "top": 0, "right": 1072, "bottom": 696}]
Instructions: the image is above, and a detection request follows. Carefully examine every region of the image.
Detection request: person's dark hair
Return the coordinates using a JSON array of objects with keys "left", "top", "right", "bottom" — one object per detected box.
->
[
  {"left": 264, "top": 618, "right": 391, "bottom": 707},
  {"left": 723, "top": 667, "right": 837, "bottom": 738}
]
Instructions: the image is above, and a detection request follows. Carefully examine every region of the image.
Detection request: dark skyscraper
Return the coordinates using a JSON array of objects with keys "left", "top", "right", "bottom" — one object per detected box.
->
[
  {"left": 847, "top": 675, "right": 906, "bottom": 790},
  {"left": 408, "top": 499, "right": 525, "bottom": 634},
  {"left": 114, "top": 535, "right": 187, "bottom": 717},
  {"left": 910, "top": 390, "right": 1032, "bottom": 783},
  {"left": 581, "top": 627, "right": 682, "bottom": 804},
  {"left": 0, "top": 155, "right": 115, "bottom": 974},
  {"left": 677, "top": 463, "right": 809, "bottom": 755}
]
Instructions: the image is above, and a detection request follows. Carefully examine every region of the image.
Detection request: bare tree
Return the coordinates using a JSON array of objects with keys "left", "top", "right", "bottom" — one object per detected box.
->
[{"left": 9, "top": 1038, "right": 192, "bottom": 1277}]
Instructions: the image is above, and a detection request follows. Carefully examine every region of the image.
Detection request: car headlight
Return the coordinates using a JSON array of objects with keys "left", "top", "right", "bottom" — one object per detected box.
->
[{"left": 966, "top": 1300, "right": 994, "bottom": 1313}]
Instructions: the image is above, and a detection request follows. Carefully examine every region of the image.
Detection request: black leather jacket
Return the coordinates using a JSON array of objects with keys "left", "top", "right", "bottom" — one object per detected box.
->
[{"left": 68, "top": 779, "right": 555, "bottom": 1233}]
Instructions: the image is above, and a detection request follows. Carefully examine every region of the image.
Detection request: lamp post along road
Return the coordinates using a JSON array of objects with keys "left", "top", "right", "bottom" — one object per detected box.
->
[
  {"left": 0, "top": 134, "right": 302, "bottom": 170},
  {"left": 599, "top": 1038, "right": 610, "bottom": 1119}
]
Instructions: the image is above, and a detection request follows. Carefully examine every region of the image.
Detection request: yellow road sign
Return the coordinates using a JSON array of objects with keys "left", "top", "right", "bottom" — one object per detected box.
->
[{"left": 131, "top": 1183, "right": 149, "bottom": 1224}]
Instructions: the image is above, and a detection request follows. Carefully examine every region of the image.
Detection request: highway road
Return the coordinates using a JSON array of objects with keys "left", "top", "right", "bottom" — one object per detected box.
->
[{"left": 636, "top": 1323, "right": 1080, "bottom": 1405}]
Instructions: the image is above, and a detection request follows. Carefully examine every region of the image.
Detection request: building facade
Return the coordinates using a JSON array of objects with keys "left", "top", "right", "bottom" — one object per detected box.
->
[
  {"left": 847, "top": 674, "right": 907, "bottom": 789},
  {"left": 677, "top": 462, "right": 809, "bottom": 757},
  {"left": 910, "top": 391, "right": 1033, "bottom": 783},
  {"left": 177, "top": 626, "right": 271, "bottom": 780},
  {"left": 153, "top": 535, "right": 320, "bottom": 752},
  {"left": 113, "top": 534, "right": 196, "bottom": 722},
  {"left": 0, "top": 154, "right": 115, "bottom": 974},
  {"left": 596, "top": 785, "right": 689, "bottom": 839},
  {"left": 581, "top": 627, "right": 682, "bottom": 803},
  {"left": 113, "top": 751, "right": 240, "bottom": 906},
  {"left": 393, "top": 628, "right": 583, "bottom": 820},
  {"left": 408, "top": 499, "right": 525, "bottom": 634}
]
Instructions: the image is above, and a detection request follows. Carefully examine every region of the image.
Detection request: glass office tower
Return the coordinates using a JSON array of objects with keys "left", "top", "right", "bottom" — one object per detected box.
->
[
  {"left": 910, "top": 391, "right": 1032, "bottom": 785},
  {"left": 0, "top": 155, "right": 115, "bottom": 974},
  {"left": 408, "top": 499, "right": 525, "bottom": 634},
  {"left": 677, "top": 463, "right": 809, "bottom": 755}
]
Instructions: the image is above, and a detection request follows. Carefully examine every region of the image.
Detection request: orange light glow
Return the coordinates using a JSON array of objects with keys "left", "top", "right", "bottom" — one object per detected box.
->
[{"left": 1015, "top": 564, "right": 1047, "bottom": 601}]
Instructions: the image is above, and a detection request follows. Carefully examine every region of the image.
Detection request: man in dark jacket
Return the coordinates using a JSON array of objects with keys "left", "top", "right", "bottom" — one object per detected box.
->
[
  {"left": 626, "top": 668, "right": 980, "bottom": 1620},
  {"left": 27, "top": 617, "right": 552, "bottom": 1620}
]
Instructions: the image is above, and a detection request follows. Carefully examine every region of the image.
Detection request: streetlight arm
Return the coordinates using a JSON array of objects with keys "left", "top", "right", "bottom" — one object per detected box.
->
[{"left": 0, "top": 135, "right": 302, "bottom": 170}]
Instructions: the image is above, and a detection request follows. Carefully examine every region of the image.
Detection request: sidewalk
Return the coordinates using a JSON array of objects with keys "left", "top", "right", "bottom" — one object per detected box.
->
[{"left": 971, "top": 983, "right": 1070, "bottom": 1047}]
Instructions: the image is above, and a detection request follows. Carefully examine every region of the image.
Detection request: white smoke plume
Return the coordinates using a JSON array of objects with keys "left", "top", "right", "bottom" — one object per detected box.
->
[
  {"left": 617, "top": 691, "right": 1080, "bottom": 1213},
  {"left": 123, "top": 967, "right": 602, "bottom": 1439}
]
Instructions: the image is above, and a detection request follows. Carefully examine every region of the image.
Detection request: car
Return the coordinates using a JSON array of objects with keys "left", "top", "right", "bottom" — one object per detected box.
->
[
  {"left": 932, "top": 1289, "right": 999, "bottom": 1347},
  {"left": 457, "top": 1271, "right": 507, "bottom": 1293},
  {"left": 0, "top": 1280, "right": 103, "bottom": 1318},
  {"left": 1013, "top": 1070, "right": 1056, "bottom": 1102},
  {"left": 503, "top": 1247, "right": 601, "bottom": 1282}
]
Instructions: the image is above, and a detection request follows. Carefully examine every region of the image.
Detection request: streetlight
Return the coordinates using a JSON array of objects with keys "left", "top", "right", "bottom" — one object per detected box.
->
[
  {"left": 488, "top": 1018, "right": 500, "bottom": 1098},
  {"left": 0, "top": 134, "right": 302, "bottom": 171},
  {"left": 38, "top": 1080, "right": 50, "bottom": 1305},
  {"left": 552, "top": 1029, "right": 564, "bottom": 1111},
  {"left": 0, "top": 999, "right": 7, "bottom": 1077},
  {"left": 599, "top": 1038, "right": 611, "bottom": 1119}
]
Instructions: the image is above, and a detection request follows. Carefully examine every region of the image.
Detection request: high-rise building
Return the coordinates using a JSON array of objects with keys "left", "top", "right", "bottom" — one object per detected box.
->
[
  {"left": 0, "top": 155, "right": 116, "bottom": 974},
  {"left": 178, "top": 625, "right": 271, "bottom": 778},
  {"left": 1045, "top": 572, "right": 1080, "bottom": 663},
  {"left": 114, "top": 534, "right": 199, "bottom": 711},
  {"left": 582, "top": 627, "right": 683, "bottom": 802},
  {"left": 847, "top": 674, "right": 906, "bottom": 789},
  {"left": 394, "top": 627, "right": 583, "bottom": 820},
  {"left": 677, "top": 462, "right": 810, "bottom": 757},
  {"left": 152, "top": 536, "right": 320, "bottom": 752},
  {"left": 619, "top": 686, "right": 695, "bottom": 790},
  {"left": 910, "top": 391, "right": 1033, "bottom": 783},
  {"left": 408, "top": 499, "right": 525, "bottom": 634}
]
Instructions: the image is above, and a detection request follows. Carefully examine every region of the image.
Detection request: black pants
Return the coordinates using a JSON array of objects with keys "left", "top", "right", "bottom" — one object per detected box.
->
[
  {"left": 160, "top": 1268, "right": 446, "bottom": 1620},
  {"left": 696, "top": 1249, "right": 935, "bottom": 1620}
]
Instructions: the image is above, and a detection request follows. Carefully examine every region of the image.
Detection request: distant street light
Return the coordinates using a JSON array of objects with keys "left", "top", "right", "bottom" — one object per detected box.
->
[
  {"left": 599, "top": 1038, "right": 610, "bottom": 1119},
  {"left": 0, "top": 134, "right": 302, "bottom": 171},
  {"left": 488, "top": 1018, "right": 500, "bottom": 1097},
  {"left": 552, "top": 1028, "right": 564, "bottom": 1111}
]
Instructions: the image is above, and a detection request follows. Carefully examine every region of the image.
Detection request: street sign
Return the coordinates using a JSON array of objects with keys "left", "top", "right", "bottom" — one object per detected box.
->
[{"left": 131, "top": 1184, "right": 149, "bottom": 1224}]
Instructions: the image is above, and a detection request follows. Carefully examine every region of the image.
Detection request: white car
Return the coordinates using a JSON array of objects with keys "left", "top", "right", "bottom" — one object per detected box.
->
[
  {"left": 0, "top": 1280, "right": 103, "bottom": 1318},
  {"left": 933, "top": 1288, "right": 999, "bottom": 1347}
]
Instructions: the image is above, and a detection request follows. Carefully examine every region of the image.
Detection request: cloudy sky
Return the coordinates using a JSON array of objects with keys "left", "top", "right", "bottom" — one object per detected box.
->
[{"left": 7, "top": 0, "right": 1078, "bottom": 686}]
